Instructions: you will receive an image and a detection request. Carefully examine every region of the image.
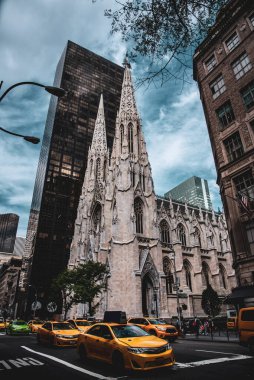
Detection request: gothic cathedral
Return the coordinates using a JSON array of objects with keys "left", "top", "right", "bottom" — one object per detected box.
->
[{"left": 68, "top": 61, "right": 236, "bottom": 319}]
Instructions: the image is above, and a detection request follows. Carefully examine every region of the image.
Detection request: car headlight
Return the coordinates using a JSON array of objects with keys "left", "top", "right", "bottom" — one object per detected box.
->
[
  {"left": 165, "top": 343, "right": 172, "bottom": 351},
  {"left": 55, "top": 334, "right": 79, "bottom": 339},
  {"left": 127, "top": 347, "right": 147, "bottom": 354},
  {"left": 156, "top": 327, "right": 167, "bottom": 331}
]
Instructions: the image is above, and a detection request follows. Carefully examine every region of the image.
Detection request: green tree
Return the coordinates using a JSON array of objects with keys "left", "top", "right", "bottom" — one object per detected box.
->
[
  {"left": 74, "top": 261, "right": 109, "bottom": 316},
  {"left": 50, "top": 269, "right": 80, "bottom": 320},
  {"left": 201, "top": 284, "right": 221, "bottom": 317},
  {"left": 103, "top": 0, "right": 228, "bottom": 86},
  {"left": 50, "top": 261, "right": 109, "bottom": 319}
]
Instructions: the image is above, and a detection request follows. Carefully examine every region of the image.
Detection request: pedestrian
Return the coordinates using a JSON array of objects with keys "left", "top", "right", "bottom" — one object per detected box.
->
[
  {"left": 193, "top": 316, "right": 200, "bottom": 337},
  {"left": 204, "top": 319, "right": 209, "bottom": 335}
]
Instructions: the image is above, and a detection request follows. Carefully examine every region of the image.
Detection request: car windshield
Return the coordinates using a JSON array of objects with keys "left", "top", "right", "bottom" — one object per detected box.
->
[
  {"left": 148, "top": 319, "right": 167, "bottom": 325},
  {"left": 52, "top": 323, "right": 74, "bottom": 330},
  {"left": 76, "top": 321, "right": 90, "bottom": 326},
  {"left": 112, "top": 325, "right": 150, "bottom": 338},
  {"left": 13, "top": 321, "right": 27, "bottom": 325}
]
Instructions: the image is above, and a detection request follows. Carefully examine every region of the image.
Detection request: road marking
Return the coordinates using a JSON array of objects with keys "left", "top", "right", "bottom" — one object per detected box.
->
[
  {"left": 21, "top": 346, "right": 125, "bottom": 380},
  {"left": 195, "top": 350, "right": 238, "bottom": 355},
  {"left": 176, "top": 354, "right": 252, "bottom": 368}
]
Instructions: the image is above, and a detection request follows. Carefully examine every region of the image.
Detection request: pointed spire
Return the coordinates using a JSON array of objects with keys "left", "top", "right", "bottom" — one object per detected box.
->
[
  {"left": 119, "top": 60, "right": 138, "bottom": 119},
  {"left": 91, "top": 94, "right": 107, "bottom": 154}
]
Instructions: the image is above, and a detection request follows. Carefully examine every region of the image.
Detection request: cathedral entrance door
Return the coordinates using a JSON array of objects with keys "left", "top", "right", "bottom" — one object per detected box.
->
[{"left": 142, "top": 274, "right": 155, "bottom": 317}]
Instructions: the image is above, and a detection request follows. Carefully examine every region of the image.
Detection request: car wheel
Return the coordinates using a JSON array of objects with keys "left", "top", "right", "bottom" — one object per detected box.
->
[
  {"left": 149, "top": 330, "right": 157, "bottom": 336},
  {"left": 112, "top": 351, "right": 125, "bottom": 372},
  {"left": 79, "top": 344, "right": 87, "bottom": 363}
]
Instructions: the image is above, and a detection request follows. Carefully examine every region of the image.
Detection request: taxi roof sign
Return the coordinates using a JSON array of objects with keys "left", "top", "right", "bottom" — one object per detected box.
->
[{"left": 103, "top": 311, "right": 127, "bottom": 324}]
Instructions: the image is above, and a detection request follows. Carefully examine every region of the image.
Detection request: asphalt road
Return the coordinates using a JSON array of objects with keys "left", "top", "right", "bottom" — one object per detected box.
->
[{"left": 0, "top": 333, "right": 253, "bottom": 380}]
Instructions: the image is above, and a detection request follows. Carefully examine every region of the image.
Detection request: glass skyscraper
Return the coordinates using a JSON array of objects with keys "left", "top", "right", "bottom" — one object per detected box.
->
[
  {"left": 19, "top": 41, "right": 124, "bottom": 317},
  {"left": 164, "top": 176, "right": 213, "bottom": 210},
  {"left": 0, "top": 213, "right": 19, "bottom": 253}
]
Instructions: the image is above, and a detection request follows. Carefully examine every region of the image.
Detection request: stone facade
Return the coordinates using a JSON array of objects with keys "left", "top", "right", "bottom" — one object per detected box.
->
[
  {"left": 68, "top": 61, "right": 236, "bottom": 320},
  {"left": 193, "top": 0, "right": 254, "bottom": 288}
]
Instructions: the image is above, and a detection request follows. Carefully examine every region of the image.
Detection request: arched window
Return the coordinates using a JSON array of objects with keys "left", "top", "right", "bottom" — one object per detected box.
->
[
  {"left": 92, "top": 203, "right": 101, "bottom": 234},
  {"left": 103, "top": 160, "right": 107, "bottom": 181},
  {"left": 194, "top": 227, "right": 202, "bottom": 247},
  {"left": 219, "top": 264, "right": 227, "bottom": 289},
  {"left": 130, "top": 165, "right": 135, "bottom": 187},
  {"left": 95, "top": 158, "right": 101, "bottom": 180},
  {"left": 120, "top": 124, "right": 124, "bottom": 153},
  {"left": 160, "top": 220, "right": 170, "bottom": 244},
  {"left": 210, "top": 233, "right": 214, "bottom": 246},
  {"left": 134, "top": 197, "right": 143, "bottom": 234},
  {"left": 183, "top": 260, "right": 192, "bottom": 291},
  {"left": 163, "top": 257, "right": 174, "bottom": 294},
  {"left": 128, "top": 123, "right": 133, "bottom": 153},
  {"left": 219, "top": 233, "right": 223, "bottom": 252},
  {"left": 177, "top": 224, "right": 187, "bottom": 246},
  {"left": 90, "top": 159, "right": 93, "bottom": 176},
  {"left": 142, "top": 174, "right": 145, "bottom": 192},
  {"left": 201, "top": 262, "right": 210, "bottom": 286}
]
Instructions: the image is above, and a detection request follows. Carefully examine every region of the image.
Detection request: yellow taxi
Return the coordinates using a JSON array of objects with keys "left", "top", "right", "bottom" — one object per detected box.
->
[
  {"left": 28, "top": 319, "right": 45, "bottom": 333},
  {"left": 128, "top": 317, "right": 178, "bottom": 341},
  {"left": 77, "top": 322, "right": 175, "bottom": 371},
  {"left": 67, "top": 319, "right": 92, "bottom": 333},
  {"left": 238, "top": 307, "right": 254, "bottom": 354},
  {"left": 0, "top": 318, "right": 6, "bottom": 332},
  {"left": 37, "top": 321, "right": 80, "bottom": 347}
]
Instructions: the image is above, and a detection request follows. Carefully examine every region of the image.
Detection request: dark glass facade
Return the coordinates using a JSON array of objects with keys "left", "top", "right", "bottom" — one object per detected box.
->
[
  {"left": 0, "top": 213, "right": 19, "bottom": 253},
  {"left": 24, "top": 41, "right": 124, "bottom": 316}
]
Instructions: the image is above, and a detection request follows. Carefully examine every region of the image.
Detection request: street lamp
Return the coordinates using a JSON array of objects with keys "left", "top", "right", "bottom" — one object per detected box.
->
[
  {"left": 0, "top": 81, "right": 66, "bottom": 103},
  {"left": 0, "top": 126, "right": 40, "bottom": 144},
  {"left": 0, "top": 81, "right": 65, "bottom": 143}
]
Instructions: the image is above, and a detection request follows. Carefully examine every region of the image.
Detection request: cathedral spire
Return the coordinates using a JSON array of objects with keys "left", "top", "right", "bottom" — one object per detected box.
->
[
  {"left": 90, "top": 93, "right": 107, "bottom": 154},
  {"left": 119, "top": 60, "right": 138, "bottom": 119}
]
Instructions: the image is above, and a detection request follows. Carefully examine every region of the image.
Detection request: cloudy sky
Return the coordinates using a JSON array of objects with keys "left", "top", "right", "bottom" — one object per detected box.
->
[{"left": 0, "top": 0, "right": 222, "bottom": 237}]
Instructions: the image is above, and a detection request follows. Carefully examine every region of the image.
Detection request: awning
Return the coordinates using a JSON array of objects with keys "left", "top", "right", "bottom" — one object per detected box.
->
[{"left": 223, "top": 285, "right": 254, "bottom": 304}]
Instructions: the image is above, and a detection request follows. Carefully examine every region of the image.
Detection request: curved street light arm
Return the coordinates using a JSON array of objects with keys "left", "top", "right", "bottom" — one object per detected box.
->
[
  {"left": 0, "top": 81, "right": 65, "bottom": 102},
  {"left": 0, "top": 126, "right": 40, "bottom": 144}
]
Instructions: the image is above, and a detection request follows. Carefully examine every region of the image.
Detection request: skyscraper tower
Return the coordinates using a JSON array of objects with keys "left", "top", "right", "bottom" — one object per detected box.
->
[
  {"left": 164, "top": 176, "right": 213, "bottom": 210},
  {"left": 0, "top": 213, "right": 19, "bottom": 253},
  {"left": 18, "top": 41, "right": 124, "bottom": 317}
]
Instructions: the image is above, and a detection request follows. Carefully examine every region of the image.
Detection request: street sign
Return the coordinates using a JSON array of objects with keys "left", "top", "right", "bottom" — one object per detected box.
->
[
  {"left": 47, "top": 302, "right": 57, "bottom": 313},
  {"left": 31, "top": 301, "right": 42, "bottom": 311}
]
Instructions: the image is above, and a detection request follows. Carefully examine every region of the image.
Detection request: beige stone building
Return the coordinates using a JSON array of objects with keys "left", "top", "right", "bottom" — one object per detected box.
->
[
  {"left": 193, "top": 0, "right": 254, "bottom": 306},
  {"left": 68, "top": 62, "right": 236, "bottom": 320}
]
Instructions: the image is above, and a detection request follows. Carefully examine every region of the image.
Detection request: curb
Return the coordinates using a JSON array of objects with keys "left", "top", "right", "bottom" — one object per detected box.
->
[{"left": 178, "top": 337, "right": 239, "bottom": 344}]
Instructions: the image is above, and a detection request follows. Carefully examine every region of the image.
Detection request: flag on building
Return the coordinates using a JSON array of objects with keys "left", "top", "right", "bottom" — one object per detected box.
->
[{"left": 237, "top": 191, "right": 249, "bottom": 213}]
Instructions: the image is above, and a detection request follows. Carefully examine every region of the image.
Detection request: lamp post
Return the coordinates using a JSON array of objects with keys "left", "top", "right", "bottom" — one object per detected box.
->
[
  {"left": 0, "top": 81, "right": 65, "bottom": 103},
  {"left": 0, "top": 81, "right": 65, "bottom": 142},
  {"left": 0, "top": 126, "right": 40, "bottom": 144}
]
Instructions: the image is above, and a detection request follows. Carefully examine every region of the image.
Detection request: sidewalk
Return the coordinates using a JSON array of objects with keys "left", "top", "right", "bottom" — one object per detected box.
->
[{"left": 179, "top": 332, "right": 239, "bottom": 343}]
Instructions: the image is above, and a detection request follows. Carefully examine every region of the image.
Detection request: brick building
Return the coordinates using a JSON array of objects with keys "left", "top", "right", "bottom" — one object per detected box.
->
[{"left": 193, "top": 0, "right": 254, "bottom": 304}]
